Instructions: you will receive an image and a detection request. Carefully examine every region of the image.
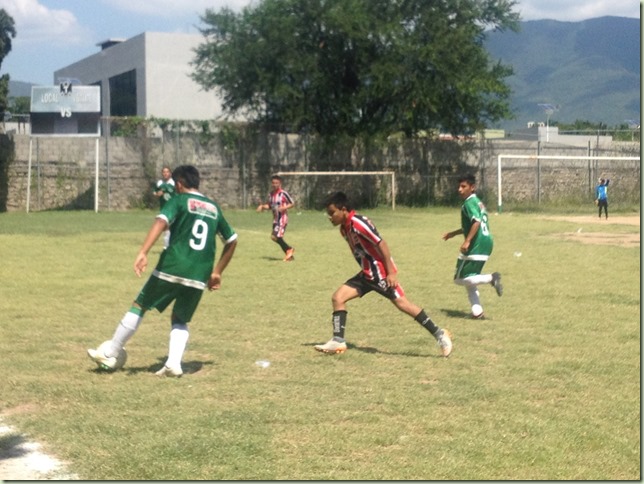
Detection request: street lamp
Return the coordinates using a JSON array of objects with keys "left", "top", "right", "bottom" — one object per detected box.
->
[{"left": 538, "top": 103, "right": 559, "bottom": 142}]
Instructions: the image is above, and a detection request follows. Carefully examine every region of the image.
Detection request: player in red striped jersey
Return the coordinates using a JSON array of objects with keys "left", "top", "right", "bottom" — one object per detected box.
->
[
  {"left": 315, "top": 191, "right": 453, "bottom": 357},
  {"left": 257, "top": 175, "right": 295, "bottom": 261}
]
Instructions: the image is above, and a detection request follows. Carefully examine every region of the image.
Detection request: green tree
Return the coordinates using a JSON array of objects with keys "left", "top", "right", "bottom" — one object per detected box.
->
[
  {"left": 0, "top": 9, "right": 16, "bottom": 116},
  {"left": 192, "top": 0, "right": 520, "bottom": 138},
  {"left": 8, "top": 96, "right": 29, "bottom": 114}
]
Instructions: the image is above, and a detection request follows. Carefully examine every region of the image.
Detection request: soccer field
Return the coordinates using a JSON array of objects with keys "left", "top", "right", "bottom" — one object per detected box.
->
[{"left": 0, "top": 208, "right": 639, "bottom": 480}]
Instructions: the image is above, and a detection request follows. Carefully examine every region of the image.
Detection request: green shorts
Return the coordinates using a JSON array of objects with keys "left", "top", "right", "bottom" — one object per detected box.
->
[
  {"left": 135, "top": 275, "right": 204, "bottom": 323},
  {"left": 454, "top": 257, "right": 487, "bottom": 279}
]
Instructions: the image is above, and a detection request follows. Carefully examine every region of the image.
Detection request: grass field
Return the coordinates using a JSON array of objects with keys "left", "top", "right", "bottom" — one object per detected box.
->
[{"left": 0, "top": 206, "right": 640, "bottom": 480}]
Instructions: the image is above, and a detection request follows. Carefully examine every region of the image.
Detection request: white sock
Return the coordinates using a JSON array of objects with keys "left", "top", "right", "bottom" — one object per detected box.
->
[
  {"left": 465, "top": 274, "right": 493, "bottom": 285},
  {"left": 108, "top": 312, "right": 142, "bottom": 357},
  {"left": 466, "top": 286, "right": 483, "bottom": 316},
  {"left": 455, "top": 278, "right": 484, "bottom": 316},
  {"left": 165, "top": 324, "right": 189, "bottom": 369}
]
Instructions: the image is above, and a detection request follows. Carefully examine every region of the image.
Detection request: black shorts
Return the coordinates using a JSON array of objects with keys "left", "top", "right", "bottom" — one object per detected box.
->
[{"left": 344, "top": 273, "right": 404, "bottom": 300}]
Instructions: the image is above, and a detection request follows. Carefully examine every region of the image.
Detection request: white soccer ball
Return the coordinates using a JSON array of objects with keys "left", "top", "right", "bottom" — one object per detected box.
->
[{"left": 97, "top": 340, "right": 127, "bottom": 371}]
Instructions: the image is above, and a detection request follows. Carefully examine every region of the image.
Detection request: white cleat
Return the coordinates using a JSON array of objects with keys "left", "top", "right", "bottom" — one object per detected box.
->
[
  {"left": 155, "top": 365, "right": 183, "bottom": 378},
  {"left": 434, "top": 329, "right": 453, "bottom": 357},
  {"left": 314, "top": 338, "right": 348, "bottom": 354},
  {"left": 87, "top": 347, "right": 117, "bottom": 371}
]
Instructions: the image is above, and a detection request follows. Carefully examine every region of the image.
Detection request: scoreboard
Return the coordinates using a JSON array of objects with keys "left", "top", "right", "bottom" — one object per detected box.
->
[{"left": 30, "top": 83, "right": 101, "bottom": 136}]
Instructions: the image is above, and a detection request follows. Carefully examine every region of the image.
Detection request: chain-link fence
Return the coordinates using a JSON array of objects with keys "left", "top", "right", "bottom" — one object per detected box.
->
[{"left": 2, "top": 120, "right": 640, "bottom": 212}]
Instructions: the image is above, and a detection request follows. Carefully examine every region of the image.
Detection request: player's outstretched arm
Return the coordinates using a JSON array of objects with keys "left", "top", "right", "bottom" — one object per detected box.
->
[
  {"left": 134, "top": 218, "right": 167, "bottom": 276},
  {"left": 279, "top": 202, "right": 294, "bottom": 213},
  {"left": 209, "top": 239, "right": 238, "bottom": 291},
  {"left": 460, "top": 221, "right": 480, "bottom": 254},
  {"left": 442, "top": 228, "right": 463, "bottom": 241},
  {"left": 376, "top": 238, "right": 399, "bottom": 288}
]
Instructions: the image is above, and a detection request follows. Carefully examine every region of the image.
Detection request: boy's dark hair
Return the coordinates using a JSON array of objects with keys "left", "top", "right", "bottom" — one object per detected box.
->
[
  {"left": 271, "top": 175, "right": 282, "bottom": 182},
  {"left": 458, "top": 173, "right": 476, "bottom": 186},
  {"left": 173, "top": 165, "right": 200, "bottom": 189},
  {"left": 324, "top": 191, "right": 354, "bottom": 211}
]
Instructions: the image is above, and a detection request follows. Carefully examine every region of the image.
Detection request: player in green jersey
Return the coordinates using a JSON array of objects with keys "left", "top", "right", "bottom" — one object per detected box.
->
[
  {"left": 153, "top": 166, "right": 176, "bottom": 248},
  {"left": 88, "top": 165, "right": 238, "bottom": 377},
  {"left": 442, "top": 174, "right": 502, "bottom": 319}
]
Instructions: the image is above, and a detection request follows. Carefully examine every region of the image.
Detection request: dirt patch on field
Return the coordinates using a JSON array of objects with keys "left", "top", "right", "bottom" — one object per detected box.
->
[
  {"left": 0, "top": 415, "right": 78, "bottom": 480},
  {"left": 540, "top": 215, "right": 640, "bottom": 226},
  {"left": 540, "top": 215, "right": 640, "bottom": 248}
]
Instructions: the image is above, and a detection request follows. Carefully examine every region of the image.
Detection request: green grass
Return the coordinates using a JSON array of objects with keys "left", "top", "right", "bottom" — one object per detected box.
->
[{"left": 0, "top": 207, "right": 640, "bottom": 480}]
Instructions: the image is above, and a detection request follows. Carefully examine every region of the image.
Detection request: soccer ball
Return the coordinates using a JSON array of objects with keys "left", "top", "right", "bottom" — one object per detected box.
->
[{"left": 97, "top": 340, "right": 128, "bottom": 371}]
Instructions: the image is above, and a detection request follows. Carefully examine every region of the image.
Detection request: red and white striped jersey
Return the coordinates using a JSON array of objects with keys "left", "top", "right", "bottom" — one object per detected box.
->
[
  {"left": 266, "top": 188, "right": 294, "bottom": 226},
  {"left": 340, "top": 210, "right": 397, "bottom": 282}
]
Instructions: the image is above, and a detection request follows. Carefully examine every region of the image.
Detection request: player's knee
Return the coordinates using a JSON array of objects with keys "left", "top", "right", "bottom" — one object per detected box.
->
[
  {"left": 402, "top": 299, "right": 421, "bottom": 315},
  {"left": 331, "top": 290, "right": 349, "bottom": 308},
  {"left": 392, "top": 297, "right": 411, "bottom": 313},
  {"left": 171, "top": 314, "right": 188, "bottom": 327},
  {"left": 270, "top": 234, "right": 278, "bottom": 242}
]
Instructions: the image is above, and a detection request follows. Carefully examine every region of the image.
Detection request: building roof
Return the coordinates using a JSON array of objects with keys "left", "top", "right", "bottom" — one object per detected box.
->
[{"left": 96, "top": 38, "right": 127, "bottom": 50}]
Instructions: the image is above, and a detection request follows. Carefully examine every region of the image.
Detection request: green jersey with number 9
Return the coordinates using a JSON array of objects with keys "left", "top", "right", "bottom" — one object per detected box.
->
[
  {"left": 154, "top": 192, "right": 237, "bottom": 290},
  {"left": 461, "top": 194, "right": 493, "bottom": 256}
]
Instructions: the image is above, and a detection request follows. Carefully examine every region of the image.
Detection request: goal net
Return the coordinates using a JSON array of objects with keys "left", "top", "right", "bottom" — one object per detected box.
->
[
  {"left": 276, "top": 171, "right": 397, "bottom": 210},
  {"left": 495, "top": 155, "right": 640, "bottom": 212}
]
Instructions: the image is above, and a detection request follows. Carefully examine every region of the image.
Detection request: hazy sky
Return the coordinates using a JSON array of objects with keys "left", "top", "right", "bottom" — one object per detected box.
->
[{"left": 0, "top": 0, "right": 640, "bottom": 84}]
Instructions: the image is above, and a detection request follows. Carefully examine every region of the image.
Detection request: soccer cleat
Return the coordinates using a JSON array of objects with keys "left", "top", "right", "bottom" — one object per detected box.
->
[
  {"left": 314, "top": 338, "right": 347, "bottom": 354},
  {"left": 491, "top": 272, "right": 503, "bottom": 297},
  {"left": 284, "top": 248, "right": 295, "bottom": 262},
  {"left": 155, "top": 365, "right": 183, "bottom": 378},
  {"left": 434, "top": 329, "right": 453, "bottom": 357},
  {"left": 87, "top": 347, "right": 118, "bottom": 371}
]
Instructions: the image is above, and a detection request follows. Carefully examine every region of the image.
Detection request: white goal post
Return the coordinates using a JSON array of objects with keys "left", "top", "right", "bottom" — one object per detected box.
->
[
  {"left": 276, "top": 171, "right": 397, "bottom": 210},
  {"left": 496, "top": 154, "right": 640, "bottom": 213}
]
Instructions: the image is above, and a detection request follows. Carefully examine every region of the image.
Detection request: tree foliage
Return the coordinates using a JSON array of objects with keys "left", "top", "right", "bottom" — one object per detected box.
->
[
  {"left": 8, "top": 95, "right": 29, "bottom": 115},
  {"left": 0, "top": 9, "right": 16, "bottom": 116},
  {"left": 192, "top": 0, "right": 520, "bottom": 139}
]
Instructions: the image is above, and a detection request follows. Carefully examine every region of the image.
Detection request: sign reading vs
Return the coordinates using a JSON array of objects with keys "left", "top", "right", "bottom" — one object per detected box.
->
[{"left": 30, "top": 83, "right": 101, "bottom": 136}]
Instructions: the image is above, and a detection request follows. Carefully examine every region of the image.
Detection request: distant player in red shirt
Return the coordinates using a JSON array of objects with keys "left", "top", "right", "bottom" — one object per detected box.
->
[
  {"left": 314, "top": 191, "right": 453, "bottom": 357},
  {"left": 257, "top": 175, "right": 295, "bottom": 261}
]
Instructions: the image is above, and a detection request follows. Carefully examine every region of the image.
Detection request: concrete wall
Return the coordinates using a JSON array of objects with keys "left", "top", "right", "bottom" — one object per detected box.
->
[{"left": 2, "top": 132, "right": 640, "bottom": 212}]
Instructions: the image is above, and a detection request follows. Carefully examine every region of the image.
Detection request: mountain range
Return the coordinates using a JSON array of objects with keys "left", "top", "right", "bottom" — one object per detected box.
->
[
  {"left": 8, "top": 16, "right": 640, "bottom": 130},
  {"left": 484, "top": 16, "right": 640, "bottom": 130}
]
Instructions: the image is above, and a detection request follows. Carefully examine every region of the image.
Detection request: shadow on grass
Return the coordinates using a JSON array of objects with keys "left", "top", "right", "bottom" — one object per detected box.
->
[
  {"left": 0, "top": 433, "right": 29, "bottom": 459},
  {"left": 88, "top": 359, "right": 215, "bottom": 376},
  {"left": 261, "top": 256, "right": 283, "bottom": 261},
  {"left": 440, "top": 308, "right": 491, "bottom": 320},
  {"left": 302, "top": 342, "right": 442, "bottom": 358},
  {"left": 440, "top": 308, "right": 471, "bottom": 318}
]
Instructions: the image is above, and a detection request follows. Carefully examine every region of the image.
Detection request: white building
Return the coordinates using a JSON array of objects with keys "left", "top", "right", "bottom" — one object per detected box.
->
[
  {"left": 512, "top": 125, "right": 613, "bottom": 148},
  {"left": 54, "top": 32, "right": 226, "bottom": 121}
]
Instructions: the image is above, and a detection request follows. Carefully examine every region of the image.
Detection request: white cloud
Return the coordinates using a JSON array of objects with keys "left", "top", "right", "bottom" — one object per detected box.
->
[
  {"left": 0, "top": 0, "right": 90, "bottom": 44},
  {"left": 108, "top": 0, "right": 640, "bottom": 21},
  {"left": 102, "top": 0, "right": 256, "bottom": 17}
]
